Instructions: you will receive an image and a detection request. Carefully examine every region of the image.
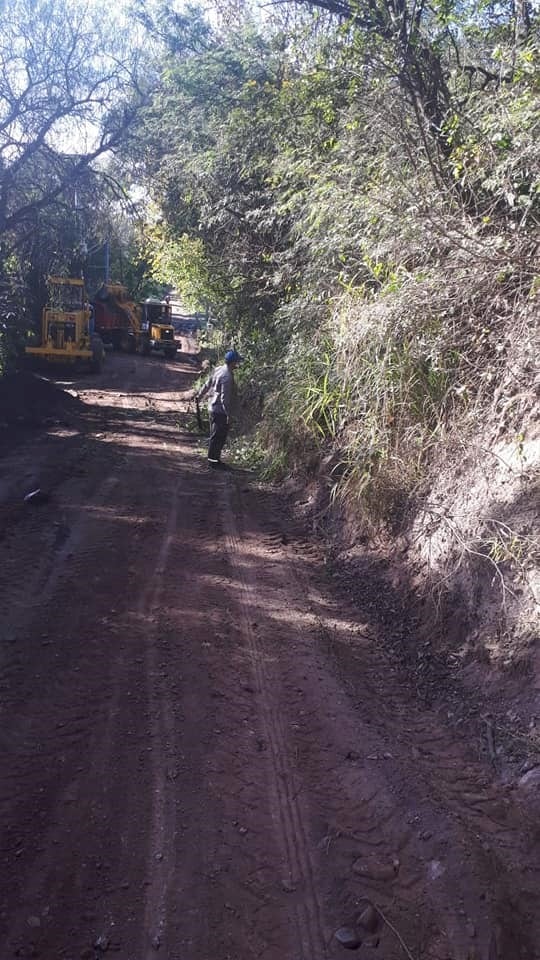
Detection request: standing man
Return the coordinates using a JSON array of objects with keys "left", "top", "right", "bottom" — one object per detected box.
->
[{"left": 196, "top": 349, "right": 243, "bottom": 468}]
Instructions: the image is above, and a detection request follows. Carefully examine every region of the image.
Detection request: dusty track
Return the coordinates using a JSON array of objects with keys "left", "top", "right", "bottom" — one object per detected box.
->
[{"left": 1, "top": 348, "right": 539, "bottom": 960}]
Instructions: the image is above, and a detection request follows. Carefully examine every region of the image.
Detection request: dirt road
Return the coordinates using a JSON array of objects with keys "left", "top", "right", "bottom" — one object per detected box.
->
[{"left": 1, "top": 349, "right": 539, "bottom": 960}]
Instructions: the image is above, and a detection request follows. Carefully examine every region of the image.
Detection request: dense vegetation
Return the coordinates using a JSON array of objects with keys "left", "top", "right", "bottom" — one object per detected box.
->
[
  {"left": 130, "top": 0, "right": 538, "bottom": 528},
  {"left": 1, "top": 0, "right": 538, "bottom": 541},
  {"left": 0, "top": 0, "right": 152, "bottom": 371}
]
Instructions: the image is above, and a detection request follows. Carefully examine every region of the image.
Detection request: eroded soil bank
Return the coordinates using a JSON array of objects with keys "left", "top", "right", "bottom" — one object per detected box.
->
[{"left": 1, "top": 349, "right": 539, "bottom": 960}]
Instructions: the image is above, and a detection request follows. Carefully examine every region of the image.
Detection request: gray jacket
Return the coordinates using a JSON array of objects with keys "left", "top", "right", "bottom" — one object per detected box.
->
[{"left": 198, "top": 364, "right": 236, "bottom": 417}]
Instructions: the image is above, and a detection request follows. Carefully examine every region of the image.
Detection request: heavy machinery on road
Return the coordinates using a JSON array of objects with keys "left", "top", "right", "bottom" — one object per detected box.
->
[
  {"left": 25, "top": 277, "right": 105, "bottom": 372},
  {"left": 92, "top": 282, "right": 141, "bottom": 353},
  {"left": 92, "top": 284, "right": 177, "bottom": 359},
  {"left": 139, "top": 298, "right": 178, "bottom": 359}
]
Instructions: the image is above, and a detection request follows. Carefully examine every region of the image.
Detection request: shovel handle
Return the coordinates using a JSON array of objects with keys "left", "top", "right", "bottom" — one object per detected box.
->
[{"left": 195, "top": 396, "right": 204, "bottom": 432}]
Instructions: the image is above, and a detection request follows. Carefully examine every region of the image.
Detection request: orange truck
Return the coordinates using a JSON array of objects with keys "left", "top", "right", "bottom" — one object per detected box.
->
[{"left": 92, "top": 284, "right": 177, "bottom": 359}]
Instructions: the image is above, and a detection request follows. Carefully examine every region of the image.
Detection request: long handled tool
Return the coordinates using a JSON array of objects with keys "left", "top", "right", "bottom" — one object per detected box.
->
[{"left": 195, "top": 395, "right": 204, "bottom": 432}]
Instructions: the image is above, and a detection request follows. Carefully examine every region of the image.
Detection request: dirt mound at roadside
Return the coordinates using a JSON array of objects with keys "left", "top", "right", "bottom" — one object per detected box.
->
[
  {"left": 0, "top": 372, "right": 84, "bottom": 456},
  {"left": 0, "top": 371, "right": 82, "bottom": 426}
]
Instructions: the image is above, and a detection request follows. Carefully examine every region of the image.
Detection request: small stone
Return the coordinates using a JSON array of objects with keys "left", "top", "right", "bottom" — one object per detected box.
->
[
  {"left": 428, "top": 859, "right": 445, "bottom": 881},
  {"left": 94, "top": 935, "right": 110, "bottom": 952},
  {"left": 27, "top": 916, "right": 41, "bottom": 928},
  {"left": 353, "top": 857, "right": 397, "bottom": 882},
  {"left": 358, "top": 905, "right": 378, "bottom": 933},
  {"left": 151, "top": 935, "right": 161, "bottom": 949},
  {"left": 334, "top": 926, "right": 362, "bottom": 950},
  {"left": 467, "top": 921, "right": 476, "bottom": 938},
  {"left": 24, "top": 489, "right": 49, "bottom": 504},
  {"left": 518, "top": 767, "right": 540, "bottom": 792}
]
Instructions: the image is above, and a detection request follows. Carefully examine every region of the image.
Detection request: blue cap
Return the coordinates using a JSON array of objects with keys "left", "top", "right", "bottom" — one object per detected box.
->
[{"left": 225, "top": 349, "right": 243, "bottom": 363}]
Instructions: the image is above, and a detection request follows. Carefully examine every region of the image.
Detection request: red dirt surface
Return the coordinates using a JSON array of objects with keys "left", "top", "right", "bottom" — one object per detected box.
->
[
  {"left": 0, "top": 371, "right": 83, "bottom": 456},
  {"left": 1, "top": 346, "right": 539, "bottom": 960}
]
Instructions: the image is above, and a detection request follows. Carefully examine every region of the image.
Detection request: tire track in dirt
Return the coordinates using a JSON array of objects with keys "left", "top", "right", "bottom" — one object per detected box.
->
[
  {"left": 138, "top": 477, "right": 180, "bottom": 959},
  {"left": 143, "top": 473, "right": 299, "bottom": 960},
  {"left": 3, "top": 353, "right": 538, "bottom": 959},
  {"left": 220, "top": 482, "right": 331, "bottom": 960},
  {"left": 0, "top": 471, "right": 121, "bottom": 770},
  {"left": 222, "top": 482, "right": 540, "bottom": 960},
  {"left": 0, "top": 467, "right": 153, "bottom": 956},
  {"left": 283, "top": 556, "right": 540, "bottom": 959},
  {"left": 0, "top": 367, "right": 164, "bottom": 956}
]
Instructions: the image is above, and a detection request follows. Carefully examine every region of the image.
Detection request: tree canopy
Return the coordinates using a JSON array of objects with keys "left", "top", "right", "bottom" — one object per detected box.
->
[
  {"left": 1, "top": 0, "right": 539, "bottom": 520},
  {"left": 121, "top": 0, "right": 538, "bottom": 510},
  {"left": 0, "top": 0, "right": 153, "bottom": 368}
]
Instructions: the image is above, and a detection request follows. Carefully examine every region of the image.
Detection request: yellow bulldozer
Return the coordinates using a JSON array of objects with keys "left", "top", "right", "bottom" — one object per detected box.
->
[{"left": 25, "top": 277, "right": 105, "bottom": 372}]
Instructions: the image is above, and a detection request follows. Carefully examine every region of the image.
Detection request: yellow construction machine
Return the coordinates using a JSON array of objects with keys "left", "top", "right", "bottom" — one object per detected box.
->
[
  {"left": 25, "top": 277, "right": 105, "bottom": 372},
  {"left": 139, "top": 298, "right": 177, "bottom": 359},
  {"left": 92, "top": 285, "right": 177, "bottom": 359}
]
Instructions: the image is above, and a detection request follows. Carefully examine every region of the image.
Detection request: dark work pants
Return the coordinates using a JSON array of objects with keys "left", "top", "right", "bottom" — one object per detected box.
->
[{"left": 208, "top": 412, "right": 229, "bottom": 462}]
